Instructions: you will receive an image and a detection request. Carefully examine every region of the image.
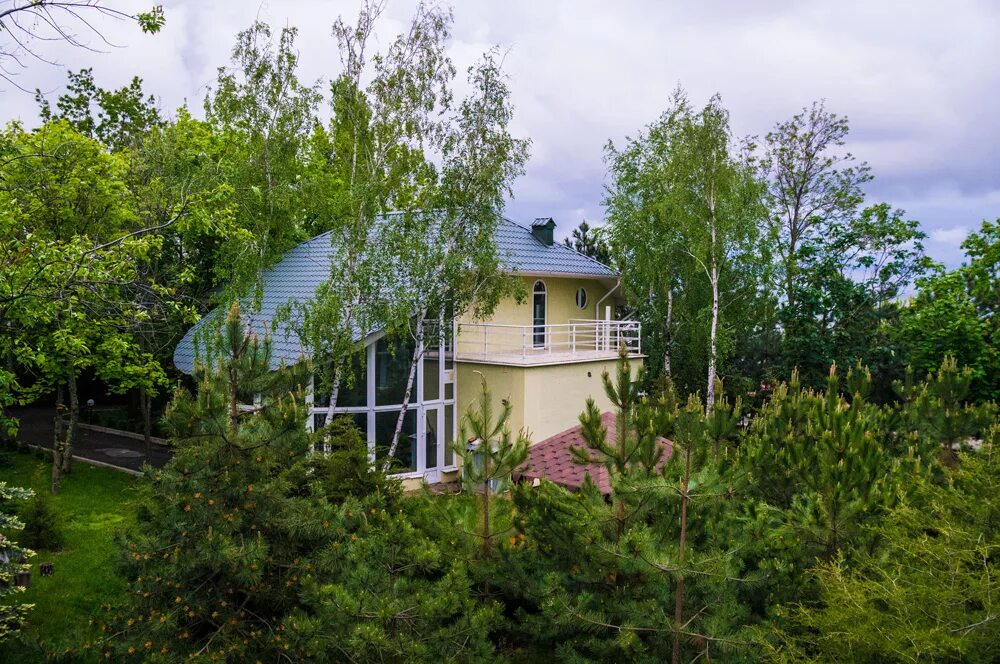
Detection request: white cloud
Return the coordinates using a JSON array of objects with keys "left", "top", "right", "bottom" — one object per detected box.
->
[{"left": 931, "top": 226, "right": 969, "bottom": 247}]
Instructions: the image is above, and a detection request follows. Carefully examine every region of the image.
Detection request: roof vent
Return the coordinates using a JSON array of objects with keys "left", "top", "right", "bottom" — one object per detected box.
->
[{"left": 531, "top": 217, "right": 556, "bottom": 246}]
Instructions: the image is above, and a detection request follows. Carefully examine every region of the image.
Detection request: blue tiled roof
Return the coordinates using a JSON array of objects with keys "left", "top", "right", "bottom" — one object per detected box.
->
[
  {"left": 497, "top": 218, "right": 614, "bottom": 277},
  {"left": 174, "top": 216, "right": 615, "bottom": 374}
]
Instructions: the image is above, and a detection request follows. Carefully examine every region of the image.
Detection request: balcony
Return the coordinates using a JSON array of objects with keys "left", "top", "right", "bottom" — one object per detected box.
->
[{"left": 456, "top": 319, "right": 642, "bottom": 366}]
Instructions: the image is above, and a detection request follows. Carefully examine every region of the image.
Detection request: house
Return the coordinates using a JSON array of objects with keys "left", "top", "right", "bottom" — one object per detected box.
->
[{"left": 173, "top": 215, "right": 643, "bottom": 485}]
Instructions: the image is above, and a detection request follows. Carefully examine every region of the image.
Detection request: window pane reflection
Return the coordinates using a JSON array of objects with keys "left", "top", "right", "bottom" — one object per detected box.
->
[
  {"left": 375, "top": 336, "right": 414, "bottom": 406},
  {"left": 375, "top": 409, "right": 417, "bottom": 473}
]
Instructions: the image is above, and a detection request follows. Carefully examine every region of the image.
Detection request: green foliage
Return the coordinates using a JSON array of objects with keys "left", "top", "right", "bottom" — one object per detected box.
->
[
  {"left": 457, "top": 376, "right": 530, "bottom": 556},
  {"left": 897, "top": 219, "right": 1000, "bottom": 401},
  {"left": 103, "top": 305, "right": 496, "bottom": 661},
  {"left": 780, "top": 203, "right": 931, "bottom": 397},
  {"left": 36, "top": 68, "right": 162, "bottom": 151},
  {"left": 100, "top": 306, "right": 322, "bottom": 660},
  {"left": 0, "top": 481, "right": 35, "bottom": 640},
  {"left": 605, "top": 87, "right": 773, "bottom": 401},
  {"left": 496, "top": 354, "right": 757, "bottom": 663},
  {"left": 775, "top": 427, "right": 1000, "bottom": 663},
  {"left": 562, "top": 219, "right": 611, "bottom": 265},
  {"left": 204, "top": 21, "right": 319, "bottom": 300},
  {"left": 740, "top": 365, "right": 930, "bottom": 559},
  {"left": 19, "top": 487, "right": 65, "bottom": 552},
  {"left": 895, "top": 356, "right": 998, "bottom": 465}
]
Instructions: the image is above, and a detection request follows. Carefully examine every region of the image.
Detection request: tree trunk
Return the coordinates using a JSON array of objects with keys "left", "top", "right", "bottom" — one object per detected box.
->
[
  {"left": 481, "top": 451, "right": 492, "bottom": 556},
  {"left": 51, "top": 383, "right": 64, "bottom": 494},
  {"left": 706, "top": 224, "right": 719, "bottom": 411},
  {"left": 323, "top": 367, "right": 342, "bottom": 427},
  {"left": 664, "top": 287, "right": 673, "bottom": 379},
  {"left": 382, "top": 314, "right": 426, "bottom": 473},
  {"left": 672, "top": 443, "right": 692, "bottom": 664},
  {"left": 140, "top": 385, "right": 152, "bottom": 463},
  {"left": 229, "top": 362, "right": 239, "bottom": 429},
  {"left": 61, "top": 376, "right": 79, "bottom": 473}
]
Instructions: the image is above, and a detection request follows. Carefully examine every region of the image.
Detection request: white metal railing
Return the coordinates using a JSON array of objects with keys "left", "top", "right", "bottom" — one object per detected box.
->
[{"left": 456, "top": 319, "right": 641, "bottom": 362}]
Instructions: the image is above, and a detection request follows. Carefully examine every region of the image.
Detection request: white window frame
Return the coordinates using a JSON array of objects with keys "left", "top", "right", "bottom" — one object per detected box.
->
[
  {"left": 532, "top": 280, "right": 547, "bottom": 349},
  {"left": 306, "top": 318, "right": 458, "bottom": 482}
]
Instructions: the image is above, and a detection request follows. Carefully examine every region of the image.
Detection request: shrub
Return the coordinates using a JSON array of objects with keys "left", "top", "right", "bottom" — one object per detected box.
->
[{"left": 20, "top": 490, "right": 65, "bottom": 552}]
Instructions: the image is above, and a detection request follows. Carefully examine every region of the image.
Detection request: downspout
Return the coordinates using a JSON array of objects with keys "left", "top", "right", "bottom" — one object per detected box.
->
[
  {"left": 595, "top": 278, "right": 621, "bottom": 321},
  {"left": 595, "top": 278, "right": 621, "bottom": 352}
]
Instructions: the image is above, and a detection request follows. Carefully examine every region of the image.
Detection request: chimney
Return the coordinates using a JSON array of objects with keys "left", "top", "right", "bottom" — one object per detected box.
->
[{"left": 531, "top": 217, "right": 556, "bottom": 246}]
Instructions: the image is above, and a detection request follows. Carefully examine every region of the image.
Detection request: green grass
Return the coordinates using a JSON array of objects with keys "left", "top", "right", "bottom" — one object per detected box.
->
[{"left": 1, "top": 451, "right": 139, "bottom": 660}]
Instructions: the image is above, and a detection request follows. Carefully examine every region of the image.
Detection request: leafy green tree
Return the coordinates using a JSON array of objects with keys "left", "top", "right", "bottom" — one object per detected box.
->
[
  {"left": 0, "top": 482, "right": 34, "bottom": 640},
  {"left": 204, "top": 21, "right": 320, "bottom": 300},
  {"left": 284, "top": 4, "right": 528, "bottom": 464},
  {"left": 897, "top": 219, "right": 1000, "bottom": 401},
  {"left": 763, "top": 100, "right": 872, "bottom": 309},
  {"left": 36, "top": 68, "right": 162, "bottom": 151},
  {"left": 606, "top": 88, "right": 771, "bottom": 406},
  {"left": 774, "top": 426, "right": 1000, "bottom": 663},
  {"left": 562, "top": 219, "right": 611, "bottom": 265},
  {"left": 0, "top": 120, "right": 181, "bottom": 490},
  {"left": 781, "top": 203, "right": 931, "bottom": 396}
]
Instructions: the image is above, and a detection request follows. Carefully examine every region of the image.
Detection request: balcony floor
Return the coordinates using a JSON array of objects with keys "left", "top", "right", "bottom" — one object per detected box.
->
[{"left": 456, "top": 348, "right": 642, "bottom": 367}]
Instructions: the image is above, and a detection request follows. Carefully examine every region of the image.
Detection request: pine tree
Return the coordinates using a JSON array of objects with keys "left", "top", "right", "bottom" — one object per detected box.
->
[
  {"left": 456, "top": 376, "right": 530, "bottom": 556},
  {"left": 100, "top": 303, "right": 498, "bottom": 661},
  {"left": 895, "top": 355, "right": 998, "bottom": 466},
  {"left": 502, "top": 353, "right": 755, "bottom": 662},
  {"left": 98, "top": 303, "right": 323, "bottom": 660},
  {"left": 778, "top": 424, "right": 1000, "bottom": 662}
]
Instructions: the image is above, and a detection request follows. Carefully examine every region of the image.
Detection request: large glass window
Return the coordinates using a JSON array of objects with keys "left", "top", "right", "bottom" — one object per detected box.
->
[
  {"left": 375, "top": 409, "right": 417, "bottom": 473},
  {"left": 375, "top": 336, "right": 414, "bottom": 406},
  {"left": 422, "top": 325, "right": 441, "bottom": 402},
  {"left": 444, "top": 404, "right": 455, "bottom": 466},
  {"left": 307, "top": 318, "right": 456, "bottom": 478},
  {"left": 313, "top": 351, "right": 366, "bottom": 408},
  {"left": 425, "top": 408, "right": 439, "bottom": 469}
]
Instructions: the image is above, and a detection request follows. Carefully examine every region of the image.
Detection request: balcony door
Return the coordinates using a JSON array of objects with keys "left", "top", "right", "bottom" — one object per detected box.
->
[{"left": 532, "top": 280, "right": 546, "bottom": 348}]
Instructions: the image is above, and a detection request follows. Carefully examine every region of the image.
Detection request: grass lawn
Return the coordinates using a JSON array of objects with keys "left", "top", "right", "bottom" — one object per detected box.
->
[{"left": 1, "top": 451, "right": 139, "bottom": 660}]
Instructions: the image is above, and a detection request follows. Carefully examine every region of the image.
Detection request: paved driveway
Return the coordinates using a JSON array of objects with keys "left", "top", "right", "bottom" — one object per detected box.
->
[{"left": 11, "top": 407, "right": 171, "bottom": 472}]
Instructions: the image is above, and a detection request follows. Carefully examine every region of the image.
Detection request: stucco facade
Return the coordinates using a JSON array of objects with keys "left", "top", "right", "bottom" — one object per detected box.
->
[{"left": 456, "top": 355, "right": 644, "bottom": 444}]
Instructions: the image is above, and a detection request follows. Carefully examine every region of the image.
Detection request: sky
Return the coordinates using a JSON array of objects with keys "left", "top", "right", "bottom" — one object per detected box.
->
[{"left": 4, "top": 0, "right": 999, "bottom": 267}]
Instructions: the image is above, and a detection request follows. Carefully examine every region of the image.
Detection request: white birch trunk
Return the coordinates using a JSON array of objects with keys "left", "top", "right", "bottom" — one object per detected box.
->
[
  {"left": 706, "top": 192, "right": 719, "bottom": 411},
  {"left": 664, "top": 287, "right": 673, "bottom": 378},
  {"left": 382, "top": 311, "right": 427, "bottom": 472}
]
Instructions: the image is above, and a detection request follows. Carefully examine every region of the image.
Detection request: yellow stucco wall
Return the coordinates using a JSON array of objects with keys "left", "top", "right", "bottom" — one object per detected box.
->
[
  {"left": 456, "top": 362, "right": 527, "bottom": 436},
  {"left": 458, "top": 276, "right": 613, "bottom": 327},
  {"left": 456, "top": 356, "right": 644, "bottom": 444}
]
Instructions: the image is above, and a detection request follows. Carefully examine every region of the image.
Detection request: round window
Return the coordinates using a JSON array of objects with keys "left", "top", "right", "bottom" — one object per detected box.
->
[{"left": 575, "top": 287, "right": 588, "bottom": 309}]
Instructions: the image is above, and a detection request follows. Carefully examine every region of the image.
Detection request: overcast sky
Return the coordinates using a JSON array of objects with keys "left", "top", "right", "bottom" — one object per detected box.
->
[{"left": 5, "top": 0, "right": 999, "bottom": 266}]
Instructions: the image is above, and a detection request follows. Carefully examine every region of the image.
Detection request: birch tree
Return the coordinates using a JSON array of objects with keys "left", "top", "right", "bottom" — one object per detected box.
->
[
  {"left": 291, "top": 1, "right": 455, "bottom": 426},
  {"left": 607, "top": 90, "right": 768, "bottom": 408},
  {"left": 282, "top": 3, "right": 528, "bottom": 471},
  {"left": 380, "top": 49, "right": 529, "bottom": 469}
]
